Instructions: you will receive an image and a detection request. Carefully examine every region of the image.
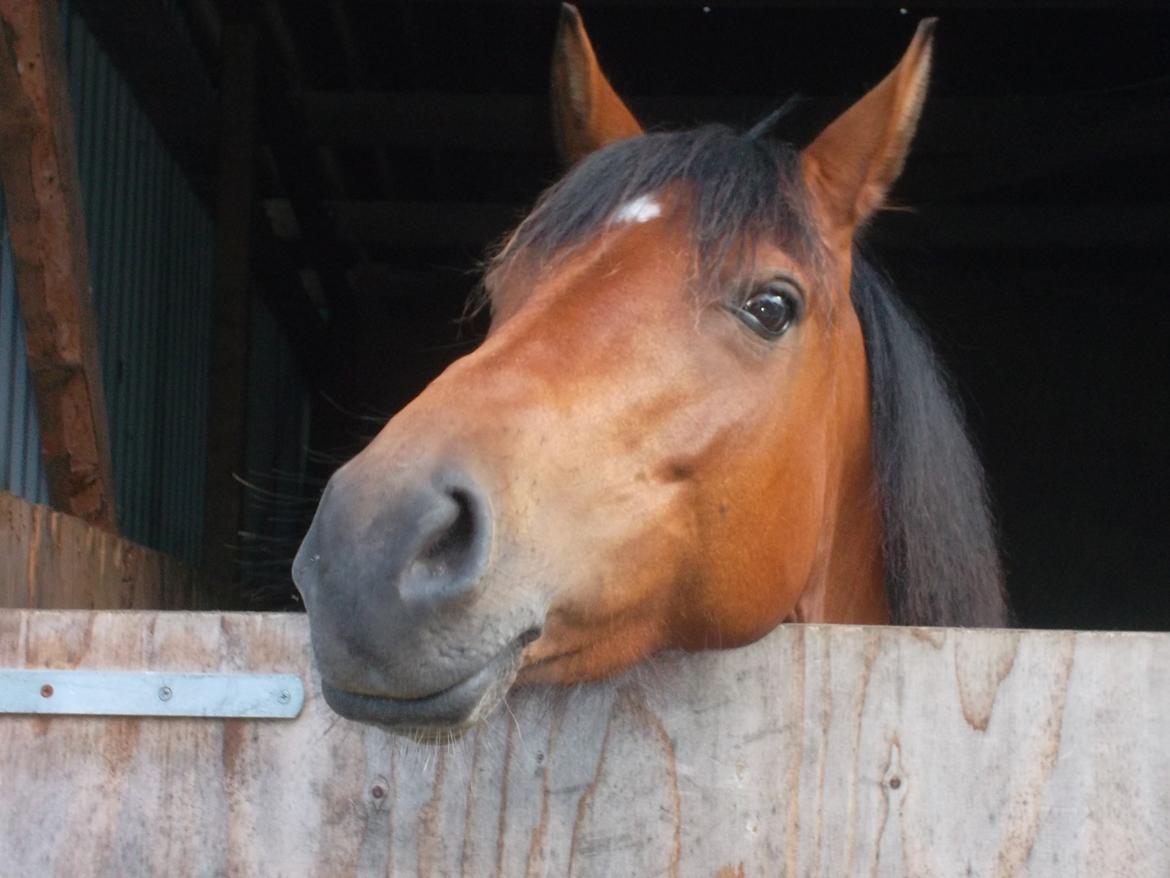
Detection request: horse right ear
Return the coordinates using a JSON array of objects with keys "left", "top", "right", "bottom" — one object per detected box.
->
[
  {"left": 550, "top": 4, "right": 643, "bottom": 166},
  {"left": 801, "top": 19, "right": 936, "bottom": 245}
]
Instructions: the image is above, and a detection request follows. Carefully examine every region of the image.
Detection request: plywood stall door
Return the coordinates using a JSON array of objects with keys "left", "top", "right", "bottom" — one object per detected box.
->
[{"left": 1, "top": 611, "right": 1168, "bottom": 876}]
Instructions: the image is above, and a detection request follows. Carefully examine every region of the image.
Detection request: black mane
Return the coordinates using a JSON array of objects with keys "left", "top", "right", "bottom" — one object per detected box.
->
[
  {"left": 490, "top": 124, "right": 1010, "bottom": 627},
  {"left": 852, "top": 254, "right": 1010, "bottom": 626}
]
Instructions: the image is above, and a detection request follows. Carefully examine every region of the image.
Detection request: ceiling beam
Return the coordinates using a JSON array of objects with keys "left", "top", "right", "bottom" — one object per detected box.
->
[
  {"left": 71, "top": 0, "right": 217, "bottom": 205},
  {"left": 298, "top": 91, "right": 1170, "bottom": 201},
  {"left": 160, "top": 0, "right": 338, "bottom": 362},
  {"left": 270, "top": 199, "right": 1170, "bottom": 251},
  {"left": 253, "top": 1, "right": 363, "bottom": 308}
]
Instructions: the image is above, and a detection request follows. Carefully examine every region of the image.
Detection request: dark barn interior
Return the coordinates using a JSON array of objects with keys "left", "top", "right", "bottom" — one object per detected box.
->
[{"left": 71, "top": 0, "right": 1169, "bottom": 629}]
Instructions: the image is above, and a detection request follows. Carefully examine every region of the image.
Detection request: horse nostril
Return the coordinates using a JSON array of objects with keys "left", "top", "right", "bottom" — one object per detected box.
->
[
  {"left": 405, "top": 486, "right": 487, "bottom": 601},
  {"left": 517, "top": 626, "right": 542, "bottom": 648}
]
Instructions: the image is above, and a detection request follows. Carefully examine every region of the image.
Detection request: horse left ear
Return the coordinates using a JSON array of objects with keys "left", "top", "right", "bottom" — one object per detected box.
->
[
  {"left": 550, "top": 4, "right": 644, "bottom": 166},
  {"left": 802, "top": 19, "right": 937, "bottom": 241}
]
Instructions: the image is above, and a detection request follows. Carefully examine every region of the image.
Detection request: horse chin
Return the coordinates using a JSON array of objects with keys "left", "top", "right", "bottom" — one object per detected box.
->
[{"left": 319, "top": 639, "right": 524, "bottom": 742}]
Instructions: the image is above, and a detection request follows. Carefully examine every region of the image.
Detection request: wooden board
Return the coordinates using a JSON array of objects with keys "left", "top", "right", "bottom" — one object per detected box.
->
[
  {"left": 0, "top": 491, "right": 209, "bottom": 610},
  {"left": 1, "top": 610, "right": 1168, "bottom": 876},
  {"left": 0, "top": 0, "right": 117, "bottom": 530}
]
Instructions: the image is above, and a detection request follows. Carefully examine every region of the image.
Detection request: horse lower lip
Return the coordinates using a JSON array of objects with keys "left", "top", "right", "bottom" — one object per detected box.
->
[{"left": 321, "top": 643, "right": 521, "bottom": 729}]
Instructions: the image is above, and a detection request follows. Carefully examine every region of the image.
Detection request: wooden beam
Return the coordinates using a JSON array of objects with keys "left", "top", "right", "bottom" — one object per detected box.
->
[
  {"left": 202, "top": 18, "right": 257, "bottom": 599},
  {"left": 2, "top": 611, "right": 1169, "bottom": 873},
  {"left": 0, "top": 0, "right": 117, "bottom": 531},
  {"left": 253, "top": 23, "right": 359, "bottom": 308}
]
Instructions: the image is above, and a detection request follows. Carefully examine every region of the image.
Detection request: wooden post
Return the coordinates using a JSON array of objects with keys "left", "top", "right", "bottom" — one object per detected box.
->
[
  {"left": 0, "top": 0, "right": 117, "bottom": 531},
  {"left": 202, "top": 18, "right": 257, "bottom": 602}
]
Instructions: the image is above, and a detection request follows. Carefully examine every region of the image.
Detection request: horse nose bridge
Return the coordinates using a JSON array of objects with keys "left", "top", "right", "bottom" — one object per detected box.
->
[
  {"left": 442, "top": 336, "right": 564, "bottom": 412},
  {"left": 400, "top": 325, "right": 650, "bottom": 492}
]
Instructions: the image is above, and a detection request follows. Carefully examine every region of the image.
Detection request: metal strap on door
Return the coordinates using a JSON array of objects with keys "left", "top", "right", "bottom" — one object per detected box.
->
[{"left": 0, "top": 670, "right": 304, "bottom": 719}]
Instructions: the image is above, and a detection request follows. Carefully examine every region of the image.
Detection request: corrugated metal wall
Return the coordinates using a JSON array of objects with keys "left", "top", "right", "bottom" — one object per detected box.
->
[
  {"left": 64, "top": 9, "right": 216, "bottom": 564},
  {"left": 0, "top": 6, "right": 309, "bottom": 575},
  {"left": 239, "top": 299, "right": 314, "bottom": 602},
  {"left": 246, "top": 299, "right": 311, "bottom": 533},
  {"left": 0, "top": 191, "right": 51, "bottom": 507}
]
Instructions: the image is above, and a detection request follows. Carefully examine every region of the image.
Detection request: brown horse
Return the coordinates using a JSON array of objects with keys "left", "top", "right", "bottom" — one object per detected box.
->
[{"left": 293, "top": 6, "right": 1009, "bottom": 737}]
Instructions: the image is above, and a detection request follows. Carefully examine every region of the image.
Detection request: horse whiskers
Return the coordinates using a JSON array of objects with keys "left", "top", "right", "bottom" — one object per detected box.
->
[
  {"left": 502, "top": 695, "right": 530, "bottom": 761},
  {"left": 317, "top": 391, "right": 394, "bottom": 424}
]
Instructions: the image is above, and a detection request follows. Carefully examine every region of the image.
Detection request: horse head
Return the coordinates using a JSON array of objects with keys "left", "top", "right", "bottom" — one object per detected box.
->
[{"left": 293, "top": 6, "right": 1005, "bottom": 739}]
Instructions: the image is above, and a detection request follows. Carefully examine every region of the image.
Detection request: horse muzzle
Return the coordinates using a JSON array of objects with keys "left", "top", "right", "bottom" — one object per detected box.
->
[{"left": 292, "top": 452, "right": 546, "bottom": 737}]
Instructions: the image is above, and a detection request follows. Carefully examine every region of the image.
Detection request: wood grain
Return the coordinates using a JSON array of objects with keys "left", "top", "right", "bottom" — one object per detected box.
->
[
  {"left": 1, "top": 610, "right": 1167, "bottom": 876},
  {"left": 0, "top": 491, "right": 210, "bottom": 609},
  {"left": 0, "top": 0, "right": 117, "bottom": 530}
]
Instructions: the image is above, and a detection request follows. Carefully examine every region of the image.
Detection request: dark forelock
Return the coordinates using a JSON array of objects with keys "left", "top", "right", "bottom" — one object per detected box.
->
[{"left": 488, "top": 124, "right": 823, "bottom": 293}]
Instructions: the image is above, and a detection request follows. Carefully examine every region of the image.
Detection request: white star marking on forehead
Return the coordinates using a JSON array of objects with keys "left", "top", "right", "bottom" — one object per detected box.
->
[{"left": 611, "top": 194, "right": 662, "bottom": 225}]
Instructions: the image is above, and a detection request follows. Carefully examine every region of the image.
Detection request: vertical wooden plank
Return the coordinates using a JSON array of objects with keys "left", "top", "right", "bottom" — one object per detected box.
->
[
  {"left": 202, "top": 18, "right": 257, "bottom": 603},
  {"left": 0, "top": 0, "right": 117, "bottom": 531},
  {"left": 0, "top": 491, "right": 33, "bottom": 606}
]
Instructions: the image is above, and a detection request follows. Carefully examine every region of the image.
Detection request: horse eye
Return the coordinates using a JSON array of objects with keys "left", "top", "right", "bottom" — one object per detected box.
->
[{"left": 733, "top": 282, "right": 802, "bottom": 339}]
